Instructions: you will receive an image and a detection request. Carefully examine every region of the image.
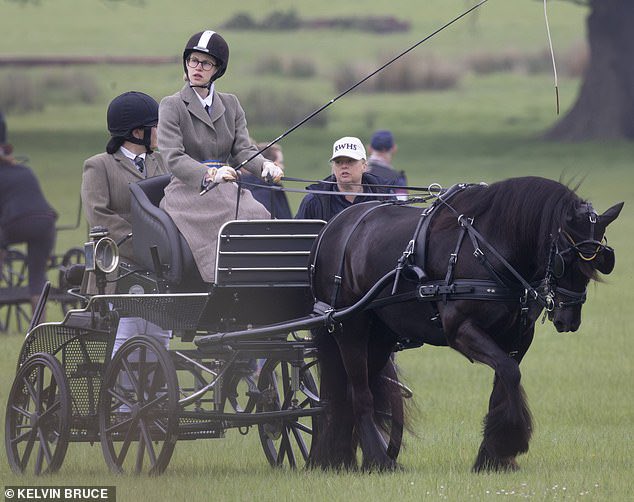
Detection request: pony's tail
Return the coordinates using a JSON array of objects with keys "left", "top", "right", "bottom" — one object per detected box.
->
[{"left": 369, "top": 357, "right": 410, "bottom": 460}]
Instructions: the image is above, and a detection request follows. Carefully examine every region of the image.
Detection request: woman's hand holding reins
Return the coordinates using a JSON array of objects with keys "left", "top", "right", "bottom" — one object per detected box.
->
[
  {"left": 261, "top": 161, "right": 283, "bottom": 183},
  {"left": 205, "top": 165, "right": 237, "bottom": 184}
]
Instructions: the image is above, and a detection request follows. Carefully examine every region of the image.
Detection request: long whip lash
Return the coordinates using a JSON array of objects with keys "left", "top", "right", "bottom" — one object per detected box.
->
[
  {"left": 200, "top": 0, "right": 488, "bottom": 196},
  {"left": 543, "top": 0, "right": 560, "bottom": 115}
]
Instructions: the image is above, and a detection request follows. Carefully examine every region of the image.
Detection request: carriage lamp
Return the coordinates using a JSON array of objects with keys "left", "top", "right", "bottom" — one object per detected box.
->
[{"left": 84, "top": 227, "right": 120, "bottom": 276}]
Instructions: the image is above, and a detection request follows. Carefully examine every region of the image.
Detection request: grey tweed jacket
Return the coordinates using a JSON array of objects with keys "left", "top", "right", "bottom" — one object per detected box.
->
[
  {"left": 158, "top": 84, "right": 269, "bottom": 282},
  {"left": 81, "top": 150, "right": 168, "bottom": 260}
]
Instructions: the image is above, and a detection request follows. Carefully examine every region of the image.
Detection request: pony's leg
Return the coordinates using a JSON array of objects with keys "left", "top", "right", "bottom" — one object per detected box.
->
[
  {"left": 336, "top": 318, "right": 397, "bottom": 471},
  {"left": 449, "top": 320, "right": 533, "bottom": 472},
  {"left": 309, "top": 327, "right": 357, "bottom": 470}
]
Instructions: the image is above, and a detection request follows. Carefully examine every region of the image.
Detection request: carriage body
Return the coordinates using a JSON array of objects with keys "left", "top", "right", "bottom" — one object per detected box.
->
[{"left": 5, "top": 178, "right": 330, "bottom": 475}]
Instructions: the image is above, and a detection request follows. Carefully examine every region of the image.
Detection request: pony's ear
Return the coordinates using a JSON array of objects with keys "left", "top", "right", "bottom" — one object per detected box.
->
[
  {"left": 596, "top": 248, "right": 615, "bottom": 275},
  {"left": 599, "top": 202, "right": 624, "bottom": 227}
]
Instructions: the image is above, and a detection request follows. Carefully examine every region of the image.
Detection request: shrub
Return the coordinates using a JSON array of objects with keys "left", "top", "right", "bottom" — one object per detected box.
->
[
  {"left": 333, "top": 55, "right": 461, "bottom": 94},
  {"left": 0, "top": 73, "right": 43, "bottom": 113},
  {"left": 465, "top": 48, "right": 567, "bottom": 76},
  {"left": 255, "top": 55, "right": 316, "bottom": 79},
  {"left": 222, "top": 12, "right": 258, "bottom": 30},
  {"left": 254, "top": 55, "right": 286, "bottom": 76},
  {"left": 241, "top": 88, "right": 327, "bottom": 128},
  {"left": 260, "top": 9, "right": 301, "bottom": 30},
  {"left": 288, "top": 58, "right": 316, "bottom": 79},
  {"left": 0, "top": 70, "right": 100, "bottom": 113},
  {"left": 40, "top": 70, "right": 101, "bottom": 104}
]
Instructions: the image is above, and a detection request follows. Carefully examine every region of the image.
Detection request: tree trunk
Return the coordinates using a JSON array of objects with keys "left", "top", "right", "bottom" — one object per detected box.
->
[{"left": 544, "top": 0, "right": 634, "bottom": 141}]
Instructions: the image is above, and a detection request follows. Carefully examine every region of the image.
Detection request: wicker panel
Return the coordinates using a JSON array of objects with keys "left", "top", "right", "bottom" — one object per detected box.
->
[{"left": 103, "top": 294, "right": 209, "bottom": 330}]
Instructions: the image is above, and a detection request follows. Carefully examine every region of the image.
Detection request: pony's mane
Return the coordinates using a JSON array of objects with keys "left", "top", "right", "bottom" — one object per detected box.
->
[{"left": 460, "top": 177, "right": 584, "bottom": 251}]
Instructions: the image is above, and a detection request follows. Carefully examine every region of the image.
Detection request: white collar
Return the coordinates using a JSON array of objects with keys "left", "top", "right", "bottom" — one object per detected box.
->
[
  {"left": 120, "top": 146, "right": 145, "bottom": 161},
  {"left": 193, "top": 83, "right": 215, "bottom": 109}
]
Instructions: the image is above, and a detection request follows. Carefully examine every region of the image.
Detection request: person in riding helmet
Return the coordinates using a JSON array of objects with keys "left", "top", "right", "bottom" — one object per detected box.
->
[
  {"left": 295, "top": 136, "right": 393, "bottom": 221},
  {"left": 158, "top": 29, "right": 283, "bottom": 283},
  {"left": 81, "top": 91, "right": 170, "bottom": 354},
  {"left": 81, "top": 91, "right": 168, "bottom": 262}
]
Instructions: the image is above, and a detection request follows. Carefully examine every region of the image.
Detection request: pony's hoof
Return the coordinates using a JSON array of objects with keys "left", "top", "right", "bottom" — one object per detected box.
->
[
  {"left": 361, "top": 458, "right": 398, "bottom": 473},
  {"left": 473, "top": 455, "right": 520, "bottom": 473}
]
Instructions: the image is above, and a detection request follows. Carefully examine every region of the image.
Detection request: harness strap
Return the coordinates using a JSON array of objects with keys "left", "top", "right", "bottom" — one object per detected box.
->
[
  {"left": 443, "top": 225, "right": 467, "bottom": 302},
  {"left": 457, "top": 215, "right": 548, "bottom": 308},
  {"left": 463, "top": 219, "right": 513, "bottom": 289},
  {"left": 368, "top": 279, "right": 527, "bottom": 310},
  {"left": 417, "top": 184, "right": 470, "bottom": 273},
  {"left": 391, "top": 183, "right": 471, "bottom": 295},
  {"left": 320, "top": 202, "right": 392, "bottom": 307}
]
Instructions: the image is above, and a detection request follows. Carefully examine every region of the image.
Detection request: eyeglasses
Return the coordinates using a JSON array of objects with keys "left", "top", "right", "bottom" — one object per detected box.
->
[{"left": 186, "top": 57, "right": 217, "bottom": 71}]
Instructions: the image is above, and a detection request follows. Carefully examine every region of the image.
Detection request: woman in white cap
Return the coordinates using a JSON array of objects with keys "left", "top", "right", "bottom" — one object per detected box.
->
[
  {"left": 295, "top": 136, "right": 391, "bottom": 221},
  {"left": 158, "top": 30, "right": 283, "bottom": 282}
]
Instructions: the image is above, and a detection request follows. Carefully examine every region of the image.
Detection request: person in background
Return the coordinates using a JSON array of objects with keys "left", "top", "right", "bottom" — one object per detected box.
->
[
  {"left": 295, "top": 136, "right": 392, "bottom": 221},
  {"left": 240, "top": 142, "right": 292, "bottom": 219},
  {"left": 367, "top": 129, "right": 408, "bottom": 200},
  {"left": 0, "top": 112, "right": 58, "bottom": 317},
  {"left": 81, "top": 91, "right": 170, "bottom": 353},
  {"left": 158, "top": 29, "right": 283, "bottom": 283}
]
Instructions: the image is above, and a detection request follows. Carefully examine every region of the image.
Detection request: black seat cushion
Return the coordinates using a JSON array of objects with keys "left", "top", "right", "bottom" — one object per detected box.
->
[{"left": 129, "top": 175, "right": 203, "bottom": 287}]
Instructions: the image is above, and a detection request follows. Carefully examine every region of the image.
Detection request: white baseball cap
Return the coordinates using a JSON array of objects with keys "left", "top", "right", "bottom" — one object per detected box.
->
[{"left": 330, "top": 136, "right": 367, "bottom": 162}]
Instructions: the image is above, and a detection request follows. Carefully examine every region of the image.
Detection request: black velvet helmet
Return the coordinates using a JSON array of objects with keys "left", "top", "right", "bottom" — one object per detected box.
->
[
  {"left": 183, "top": 30, "right": 229, "bottom": 82},
  {"left": 106, "top": 91, "right": 158, "bottom": 154}
]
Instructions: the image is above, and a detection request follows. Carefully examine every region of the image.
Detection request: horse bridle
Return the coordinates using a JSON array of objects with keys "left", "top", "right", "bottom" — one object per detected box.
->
[{"left": 544, "top": 205, "right": 612, "bottom": 312}]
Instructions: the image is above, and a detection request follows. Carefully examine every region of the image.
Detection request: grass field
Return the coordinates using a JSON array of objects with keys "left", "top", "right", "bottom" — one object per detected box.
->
[{"left": 1, "top": 1, "right": 633, "bottom": 500}]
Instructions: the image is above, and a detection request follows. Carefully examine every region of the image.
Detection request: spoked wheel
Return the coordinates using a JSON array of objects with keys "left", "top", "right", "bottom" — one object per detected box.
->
[
  {"left": 0, "top": 248, "right": 31, "bottom": 333},
  {"left": 5, "top": 353, "right": 71, "bottom": 474},
  {"left": 57, "top": 247, "right": 85, "bottom": 315},
  {"left": 257, "top": 359, "right": 320, "bottom": 468},
  {"left": 99, "top": 335, "right": 179, "bottom": 475}
]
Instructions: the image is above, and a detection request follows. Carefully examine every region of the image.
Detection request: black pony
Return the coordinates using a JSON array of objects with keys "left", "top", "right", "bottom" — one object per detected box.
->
[{"left": 308, "top": 176, "right": 623, "bottom": 472}]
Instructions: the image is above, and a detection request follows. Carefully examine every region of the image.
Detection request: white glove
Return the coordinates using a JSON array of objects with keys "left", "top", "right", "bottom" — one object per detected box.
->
[
  {"left": 205, "top": 165, "right": 237, "bottom": 184},
  {"left": 261, "top": 161, "right": 283, "bottom": 183}
]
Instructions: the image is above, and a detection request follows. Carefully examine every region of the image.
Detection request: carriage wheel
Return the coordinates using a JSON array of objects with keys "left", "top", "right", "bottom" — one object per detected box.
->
[
  {"left": 257, "top": 359, "right": 319, "bottom": 468},
  {"left": 0, "top": 249, "right": 31, "bottom": 333},
  {"left": 99, "top": 335, "right": 179, "bottom": 475},
  {"left": 58, "top": 247, "right": 85, "bottom": 315},
  {"left": 5, "top": 353, "right": 71, "bottom": 475}
]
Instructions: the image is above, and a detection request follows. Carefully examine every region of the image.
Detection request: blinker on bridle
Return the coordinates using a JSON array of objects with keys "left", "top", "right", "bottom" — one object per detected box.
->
[{"left": 545, "top": 206, "right": 609, "bottom": 312}]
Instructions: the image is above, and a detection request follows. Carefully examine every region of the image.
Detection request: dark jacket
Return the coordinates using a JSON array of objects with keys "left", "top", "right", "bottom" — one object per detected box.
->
[
  {"left": 295, "top": 172, "right": 392, "bottom": 222},
  {"left": 240, "top": 172, "right": 292, "bottom": 219},
  {"left": 367, "top": 157, "right": 407, "bottom": 196},
  {"left": 0, "top": 160, "right": 57, "bottom": 230}
]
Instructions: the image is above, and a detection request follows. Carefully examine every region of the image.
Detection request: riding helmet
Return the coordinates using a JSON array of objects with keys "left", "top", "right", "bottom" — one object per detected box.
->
[
  {"left": 106, "top": 91, "right": 158, "bottom": 154},
  {"left": 183, "top": 30, "right": 229, "bottom": 82},
  {"left": 107, "top": 91, "right": 158, "bottom": 137}
]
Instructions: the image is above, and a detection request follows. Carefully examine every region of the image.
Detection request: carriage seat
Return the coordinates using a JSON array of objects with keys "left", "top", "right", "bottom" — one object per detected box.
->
[{"left": 129, "top": 174, "right": 203, "bottom": 288}]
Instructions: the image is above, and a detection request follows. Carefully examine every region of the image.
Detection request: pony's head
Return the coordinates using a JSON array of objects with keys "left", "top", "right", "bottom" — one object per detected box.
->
[{"left": 547, "top": 201, "right": 623, "bottom": 332}]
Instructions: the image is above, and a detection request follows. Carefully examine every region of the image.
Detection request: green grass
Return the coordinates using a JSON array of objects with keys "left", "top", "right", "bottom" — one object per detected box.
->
[{"left": 1, "top": 0, "right": 633, "bottom": 500}]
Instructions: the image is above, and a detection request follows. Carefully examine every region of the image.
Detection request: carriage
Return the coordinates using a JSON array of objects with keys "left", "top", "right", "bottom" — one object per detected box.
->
[
  {"left": 3, "top": 174, "right": 408, "bottom": 475},
  {"left": 5, "top": 174, "right": 622, "bottom": 476}
]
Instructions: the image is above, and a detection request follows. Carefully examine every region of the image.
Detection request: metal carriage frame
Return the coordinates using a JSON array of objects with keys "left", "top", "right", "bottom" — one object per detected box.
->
[
  {"left": 5, "top": 173, "right": 408, "bottom": 476},
  {"left": 5, "top": 218, "right": 328, "bottom": 475}
]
